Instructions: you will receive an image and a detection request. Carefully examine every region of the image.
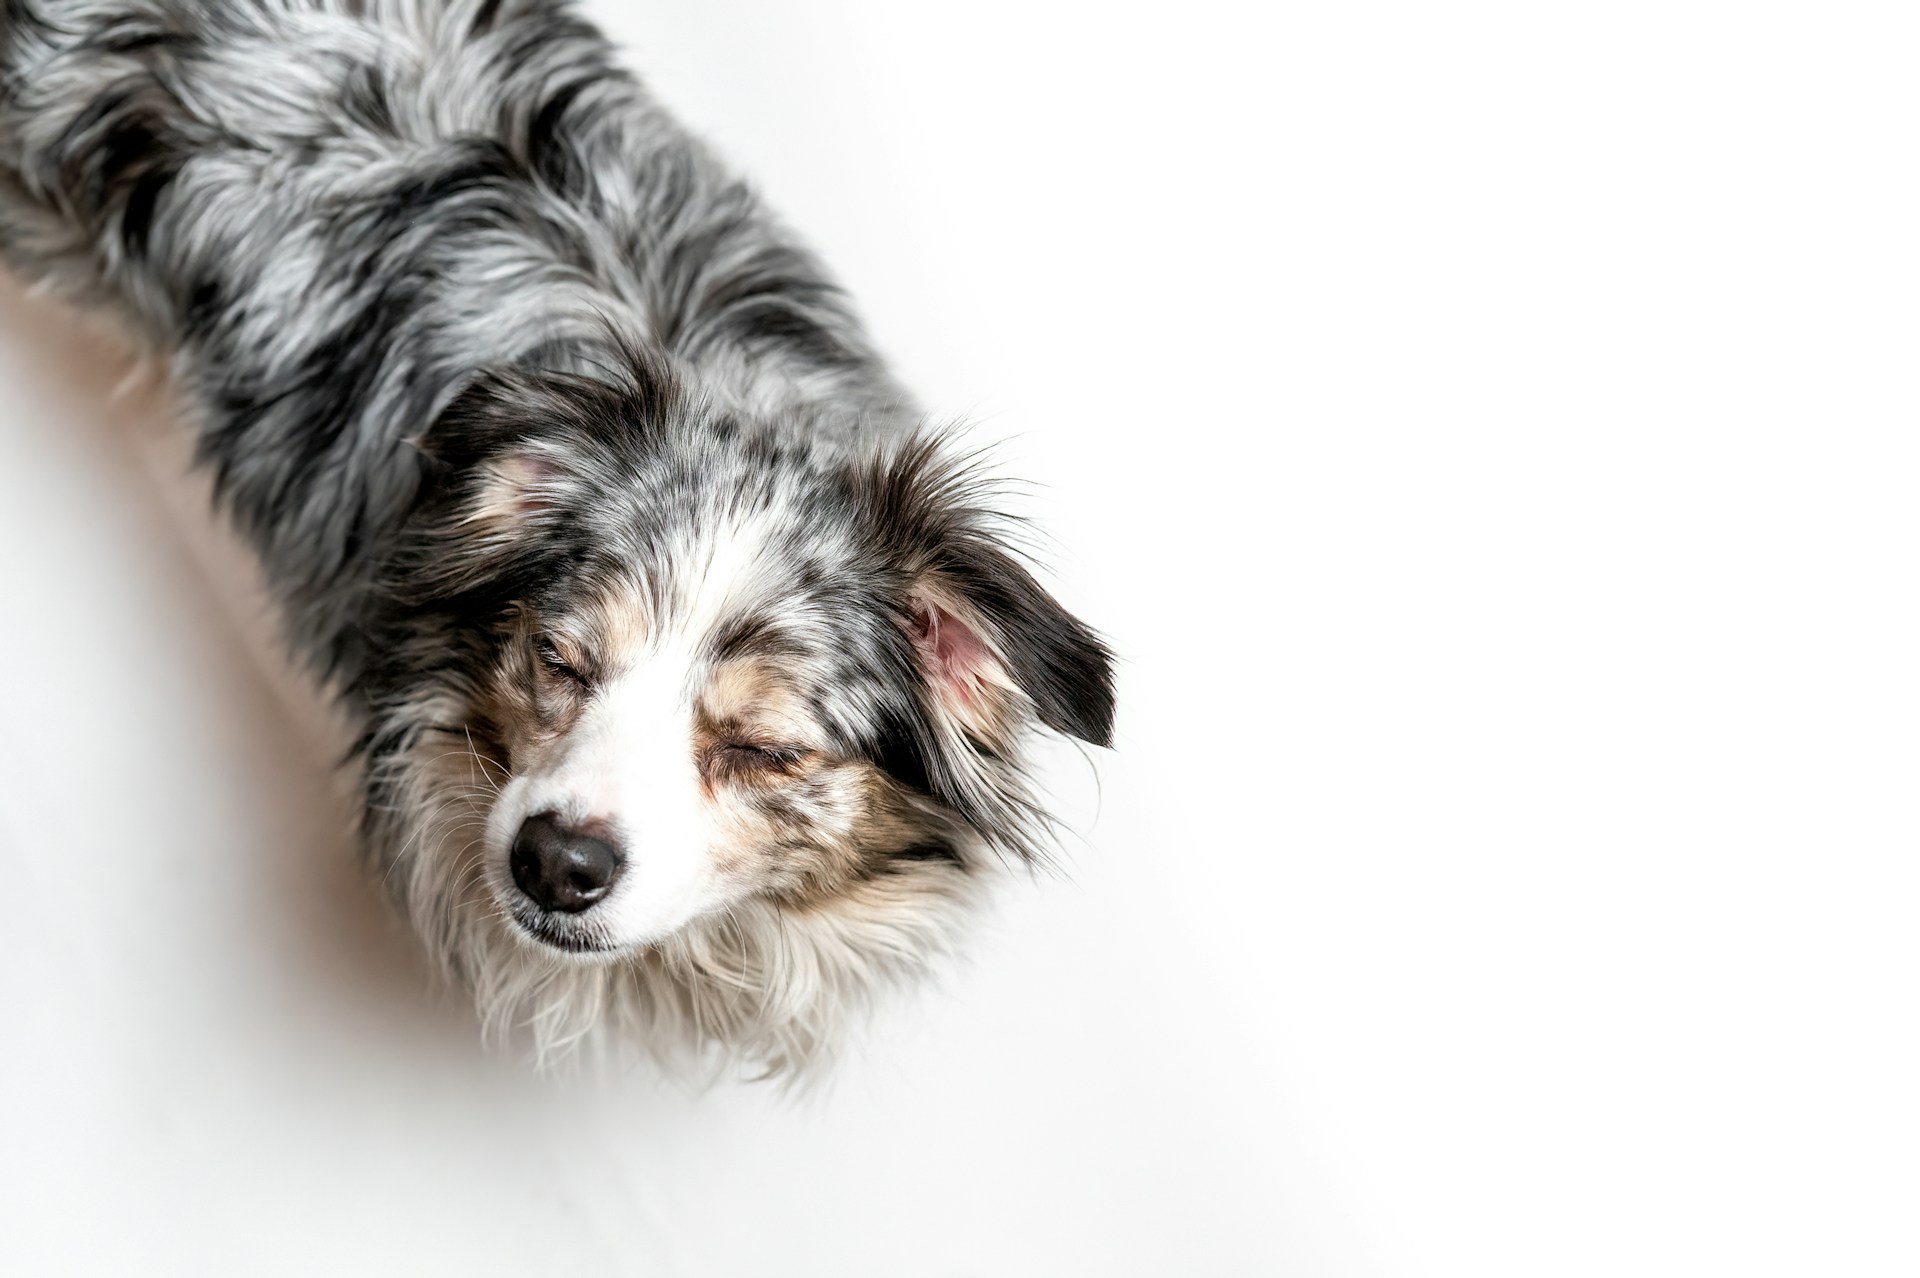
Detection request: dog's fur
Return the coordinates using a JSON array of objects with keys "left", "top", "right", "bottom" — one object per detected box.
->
[{"left": 0, "top": 0, "right": 1112, "bottom": 1074}]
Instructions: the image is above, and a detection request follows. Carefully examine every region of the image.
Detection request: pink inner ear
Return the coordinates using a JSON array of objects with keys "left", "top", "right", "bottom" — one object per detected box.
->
[
  {"left": 908, "top": 597, "right": 1001, "bottom": 713},
  {"left": 492, "top": 452, "right": 564, "bottom": 519}
]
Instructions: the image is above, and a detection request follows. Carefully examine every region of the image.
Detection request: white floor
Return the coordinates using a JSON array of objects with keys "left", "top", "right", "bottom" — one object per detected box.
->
[{"left": 2, "top": 2, "right": 1916, "bottom": 1274}]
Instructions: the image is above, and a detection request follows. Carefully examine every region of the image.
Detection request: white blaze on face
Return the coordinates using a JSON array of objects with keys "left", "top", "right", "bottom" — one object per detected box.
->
[
  {"left": 542, "top": 642, "right": 716, "bottom": 944},
  {"left": 491, "top": 513, "right": 784, "bottom": 951}
]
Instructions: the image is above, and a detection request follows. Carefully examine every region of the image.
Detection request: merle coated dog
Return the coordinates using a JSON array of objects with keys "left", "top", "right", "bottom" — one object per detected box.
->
[{"left": 0, "top": 0, "right": 1112, "bottom": 1073}]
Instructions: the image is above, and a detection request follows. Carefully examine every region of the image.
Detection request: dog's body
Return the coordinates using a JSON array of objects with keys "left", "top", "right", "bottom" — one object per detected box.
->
[{"left": 0, "top": 0, "right": 1111, "bottom": 1073}]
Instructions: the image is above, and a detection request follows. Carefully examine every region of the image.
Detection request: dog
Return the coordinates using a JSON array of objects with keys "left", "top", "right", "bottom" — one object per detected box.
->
[{"left": 0, "top": 0, "right": 1112, "bottom": 1074}]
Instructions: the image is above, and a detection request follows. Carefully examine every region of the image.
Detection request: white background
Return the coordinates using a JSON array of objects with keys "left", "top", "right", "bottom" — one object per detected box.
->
[{"left": 1, "top": 1, "right": 1915, "bottom": 1274}]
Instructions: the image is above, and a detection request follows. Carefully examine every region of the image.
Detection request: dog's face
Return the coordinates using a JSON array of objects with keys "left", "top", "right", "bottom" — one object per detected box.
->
[
  {"left": 471, "top": 527, "right": 982, "bottom": 959},
  {"left": 369, "top": 356, "right": 1111, "bottom": 1064}
]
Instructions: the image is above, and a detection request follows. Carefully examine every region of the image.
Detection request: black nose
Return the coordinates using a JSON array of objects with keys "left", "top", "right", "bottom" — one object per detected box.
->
[{"left": 510, "top": 812, "right": 624, "bottom": 914}]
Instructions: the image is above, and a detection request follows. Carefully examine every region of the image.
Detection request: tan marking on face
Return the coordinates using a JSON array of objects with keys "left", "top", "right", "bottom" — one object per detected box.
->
[
  {"left": 476, "top": 579, "right": 660, "bottom": 774},
  {"left": 698, "top": 658, "right": 817, "bottom": 753},
  {"left": 570, "top": 576, "right": 652, "bottom": 681},
  {"left": 687, "top": 657, "right": 956, "bottom": 902},
  {"left": 702, "top": 755, "right": 939, "bottom": 902},
  {"left": 468, "top": 611, "right": 591, "bottom": 773}
]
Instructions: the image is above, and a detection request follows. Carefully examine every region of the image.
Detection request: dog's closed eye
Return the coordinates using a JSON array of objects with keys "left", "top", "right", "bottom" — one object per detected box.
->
[
  {"left": 705, "top": 741, "right": 810, "bottom": 780},
  {"left": 536, "top": 637, "right": 594, "bottom": 689}
]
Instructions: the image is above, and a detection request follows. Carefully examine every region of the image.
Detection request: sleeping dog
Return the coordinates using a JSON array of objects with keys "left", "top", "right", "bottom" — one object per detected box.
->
[{"left": 0, "top": 0, "right": 1112, "bottom": 1073}]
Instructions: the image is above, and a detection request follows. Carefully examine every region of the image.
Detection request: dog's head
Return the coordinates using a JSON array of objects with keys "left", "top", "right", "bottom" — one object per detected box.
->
[{"left": 366, "top": 353, "right": 1111, "bottom": 1070}]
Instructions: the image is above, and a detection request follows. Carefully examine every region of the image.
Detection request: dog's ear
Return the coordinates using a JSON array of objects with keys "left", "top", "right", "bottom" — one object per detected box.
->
[
  {"left": 394, "top": 359, "right": 675, "bottom": 600},
  {"left": 416, "top": 369, "right": 591, "bottom": 541},
  {"left": 867, "top": 437, "right": 1115, "bottom": 752},
  {"left": 413, "top": 355, "right": 677, "bottom": 539},
  {"left": 903, "top": 543, "right": 1114, "bottom": 749}
]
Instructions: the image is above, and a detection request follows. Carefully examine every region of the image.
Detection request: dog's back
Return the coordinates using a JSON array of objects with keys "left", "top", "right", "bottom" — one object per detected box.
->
[{"left": 0, "top": 0, "right": 909, "bottom": 678}]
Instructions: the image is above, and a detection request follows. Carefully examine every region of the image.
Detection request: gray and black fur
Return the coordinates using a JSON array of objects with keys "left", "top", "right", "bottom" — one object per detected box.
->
[{"left": 0, "top": 0, "right": 1112, "bottom": 1072}]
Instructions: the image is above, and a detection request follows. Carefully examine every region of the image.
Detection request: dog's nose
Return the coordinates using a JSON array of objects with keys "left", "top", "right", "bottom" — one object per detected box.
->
[{"left": 509, "top": 812, "right": 624, "bottom": 914}]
